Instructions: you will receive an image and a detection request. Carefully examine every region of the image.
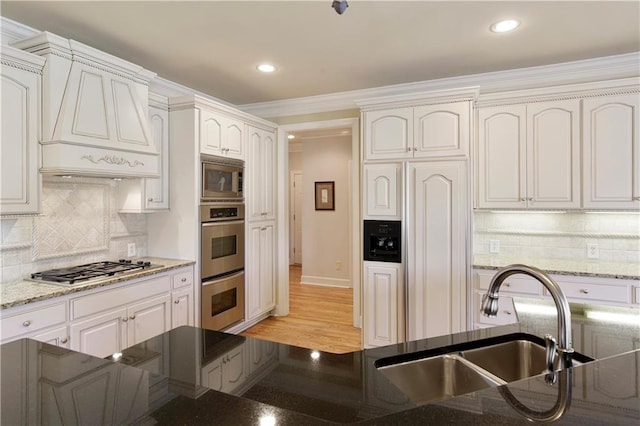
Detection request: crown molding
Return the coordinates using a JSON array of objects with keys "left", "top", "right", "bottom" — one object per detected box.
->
[
  {"left": 240, "top": 52, "right": 640, "bottom": 118},
  {"left": 0, "top": 17, "right": 38, "bottom": 45}
]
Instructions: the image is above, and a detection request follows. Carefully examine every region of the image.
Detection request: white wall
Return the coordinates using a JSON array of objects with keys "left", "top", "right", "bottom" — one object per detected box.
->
[{"left": 300, "top": 135, "right": 352, "bottom": 287}]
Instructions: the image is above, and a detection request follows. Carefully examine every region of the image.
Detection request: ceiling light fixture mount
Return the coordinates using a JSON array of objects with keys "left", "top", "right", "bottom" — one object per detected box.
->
[
  {"left": 257, "top": 63, "right": 276, "bottom": 73},
  {"left": 490, "top": 19, "right": 521, "bottom": 33},
  {"left": 332, "top": 0, "right": 348, "bottom": 15}
]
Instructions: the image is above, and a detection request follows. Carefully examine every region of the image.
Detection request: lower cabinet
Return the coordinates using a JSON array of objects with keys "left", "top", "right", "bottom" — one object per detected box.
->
[
  {"left": 363, "top": 261, "right": 403, "bottom": 348},
  {"left": 70, "top": 293, "right": 171, "bottom": 358},
  {"left": 246, "top": 222, "right": 276, "bottom": 321},
  {"left": 201, "top": 343, "right": 247, "bottom": 394},
  {"left": 171, "top": 287, "right": 194, "bottom": 328}
]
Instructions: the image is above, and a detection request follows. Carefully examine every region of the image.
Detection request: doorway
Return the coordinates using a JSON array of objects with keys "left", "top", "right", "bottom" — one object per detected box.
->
[
  {"left": 289, "top": 170, "right": 303, "bottom": 265},
  {"left": 275, "top": 118, "right": 361, "bottom": 328}
]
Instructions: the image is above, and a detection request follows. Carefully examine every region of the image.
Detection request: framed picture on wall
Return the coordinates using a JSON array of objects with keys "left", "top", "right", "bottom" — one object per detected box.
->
[{"left": 314, "top": 181, "right": 335, "bottom": 210}]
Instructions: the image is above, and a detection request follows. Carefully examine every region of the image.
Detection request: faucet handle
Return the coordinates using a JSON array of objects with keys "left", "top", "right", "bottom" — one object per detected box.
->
[
  {"left": 481, "top": 293, "right": 499, "bottom": 317},
  {"left": 544, "top": 334, "right": 558, "bottom": 373}
]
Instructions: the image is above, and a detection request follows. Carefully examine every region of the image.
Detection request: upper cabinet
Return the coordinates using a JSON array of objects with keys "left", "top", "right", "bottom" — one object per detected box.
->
[
  {"left": 246, "top": 125, "right": 276, "bottom": 222},
  {"left": 359, "top": 89, "right": 476, "bottom": 161},
  {"left": 12, "top": 32, "right": 159, "bottom": 178},
  {"left": 117, "top": 93, "right": 170, "bottom": 212},
  {"left": 0, "top": 46, "right": 45, "bottom": 215},
  {"left": 477, "top": 100, "right": 581, "bottom": 209},
  {"left": 476, "top": 80, "right": 639, "bottom": 210},
  {"left": 200, "top": 110, "right": 244, "bottom": 160},
  {"left": 583, "top": 93, "right": 640, "bottom": 209},
  {"left": 363, "top": 163, "right": 402, "bottom": 219}
]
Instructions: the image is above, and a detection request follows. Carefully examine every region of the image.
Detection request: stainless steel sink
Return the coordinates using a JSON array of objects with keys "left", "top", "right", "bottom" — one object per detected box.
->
[{"left": 374, "top": 333, "right": 593, "bottom": 406}]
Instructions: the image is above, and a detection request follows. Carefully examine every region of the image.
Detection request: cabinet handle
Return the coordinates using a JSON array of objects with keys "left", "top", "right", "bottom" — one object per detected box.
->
[
  {"left": 527, "top": 197, "right": 533, "bottom": 201},
  {"left": 580, "top": 289, "right": 589, "bottom": 294},
  {"left": 503, "top": 310, "right": 512, "bottom": 316},
  {"left": 520, "top": 198, "right": 526, "bottom": 202},
  {"left": 22, "top": 320, "right": 31, "bottom": 327},
  {"left": 413, "top": 147, "right": 418, "bottom": 151},
  {"left": 406, "top": 147, "right": 411, "bottom": 152},
  {"left": 174, "top": 299, "right": 180, "bottom": 304},
  {"left": 61, "top": 337, "right": 69, "bottom": 344},
  {"left": 148, "top": 198, "right": 154, "bottom": 202},
  {"left": 181, "top": 277, "right": 187, "bottom": 282},
  {"left": 122, "top": 317, "right": 129, "bottom": 322},
  {"left": 129, "top": 315, "right": 136, "bottom": 320}
]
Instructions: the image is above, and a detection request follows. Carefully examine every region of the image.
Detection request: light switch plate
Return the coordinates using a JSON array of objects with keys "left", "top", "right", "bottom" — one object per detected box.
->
[
  {"left": 489, "top": 240, "right": 500, "bottom": 254},
  {"left": 127, "top": 243, "right": 136, "bottom": 257},
  {"left": 587, "top": 243, "right": 599, "bottom": 259}
]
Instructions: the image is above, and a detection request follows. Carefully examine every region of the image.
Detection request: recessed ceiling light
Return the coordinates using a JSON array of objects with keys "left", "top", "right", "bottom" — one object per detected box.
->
[
  {"left": 287, "top": 134, "right": 295, "bottom": 140},
  {"left": 490, "top": 19, "right": 520, "bottom": 33},
  {"left": 257, "top": 63, "right": 276, "bottom": 73}
]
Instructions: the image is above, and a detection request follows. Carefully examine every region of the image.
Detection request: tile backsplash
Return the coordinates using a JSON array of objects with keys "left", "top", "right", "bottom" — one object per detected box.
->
[
  {"left": 1, "top": 177, "right": 147, "bottom": 283},
  {"left": 473, "top": 211, "right": 640, "bottom": 264}
]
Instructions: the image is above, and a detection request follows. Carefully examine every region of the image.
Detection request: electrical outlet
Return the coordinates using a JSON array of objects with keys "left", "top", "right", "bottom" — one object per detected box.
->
[
  {"left": 587, "top": 243, "right": 599, "bottom": 259},
  {"left": 336, "top": 261, "right": 342, "bottom": 271},
  {"left": 489, "top": 240, "right": 500, "bottom": 254},
  {"left": 127, "top": 243, "right": 136, "bottom": 257}
]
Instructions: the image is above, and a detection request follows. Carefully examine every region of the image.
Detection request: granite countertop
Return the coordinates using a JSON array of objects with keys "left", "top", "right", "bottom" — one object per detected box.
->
[
  {"left": 0, "top": 257, "right": 195, "bottom": 309},
  {"left": 2, "top": 302, "right": 639, "bottom": 425},
  {"left": 473, "top": 254, "right": 640, "bottom": 280}
]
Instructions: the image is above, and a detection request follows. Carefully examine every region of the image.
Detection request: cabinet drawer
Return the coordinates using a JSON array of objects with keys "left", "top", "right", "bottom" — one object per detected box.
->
[
  {"left": 475, "top": 293, "right": 517, "bottom": 326},
  {"left": 477, "top": 271, "right": 542, "bottom": 296},
  {"left": 172, "top": 269, "right": 193, "bottom": 290},
  {"left": 1, "top": 301, "right": 67, "bottom": 339},
  {"left": 71, "top": 275, "right": 171, "bottom": 320},
  {"left": 547, "top": 281, "right": 629, "bottom": 304}
]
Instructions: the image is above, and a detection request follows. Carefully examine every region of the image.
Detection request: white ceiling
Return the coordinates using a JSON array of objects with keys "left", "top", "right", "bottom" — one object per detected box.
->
[{"left": 2, "top": 1, "right": 639, "bottom": 106}]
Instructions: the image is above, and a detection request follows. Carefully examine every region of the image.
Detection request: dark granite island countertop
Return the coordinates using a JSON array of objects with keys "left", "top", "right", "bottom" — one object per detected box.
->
[{"left": 1, "top": 301, "right": 639, "bottom": 425}]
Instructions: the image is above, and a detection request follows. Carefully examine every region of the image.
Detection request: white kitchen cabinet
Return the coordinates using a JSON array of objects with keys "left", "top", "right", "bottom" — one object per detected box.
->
[
  {"left": 171, "top": 288, "right": 194, "bottom": 328},
  {"left": 583, "top": 94, "right": 640, "bottom": 209},
  {"left": 0, "top": 46, "right": 44, "bottom": 215},
  {"left": 246, "top": 125, "right": 276, "bottom": 221},
  {"left": 0, "top": 299, "right": 67, "bottom": 344},
  {"left": 201, "top": 343, "right": 247, "bottom": 394},
  {"left": 248, "top": 338, "right": 277, "bottom": 375},
  {"left": 407, "top": 161, "right": 467, "bottom": 340},
  {"left": 200, "top": 109, "right": 244, "bottom": 160},
  {"left": 33, "top": 326, "right": 70, "bottom": 348},
  {"left": 477, "top": 100, "right": 581, "bottom": 209},
  {"left": 246, "top": 222, "right": 276, "bottom": 321},
  {"left": 363, "top": 261, "right": 403, "bottom": 348},
  {"left": 363, "top": 163, "right": 402, "bottom": 219},
  {"left": 70, "top": 293, "right": 170, "bottom": 358},
  {"left": 363, "top": 102, "right": 471, "bottom": 161},
  {"left": 117, "top": 93, "right": 171, "bottom": 212}
]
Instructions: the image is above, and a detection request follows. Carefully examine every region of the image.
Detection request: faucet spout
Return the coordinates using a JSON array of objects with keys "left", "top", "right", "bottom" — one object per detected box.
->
[{"left": 481, "top": 264, "right": 574, "bottom": 368}]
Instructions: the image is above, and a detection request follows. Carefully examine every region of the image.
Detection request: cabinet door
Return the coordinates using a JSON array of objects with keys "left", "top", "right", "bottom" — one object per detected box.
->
[
  {"left": 408, "top": 161, "right": 467, "bottom": 341},
  {"left": 70, "top": 308, "right": 127, "bottom": 358},
  {"left": 527, "top": 100, "right": 581, "bottom": 208},
  {"left": 224, "top": 117, "right": 244, "bottom": 160},
  {"left": 172, "top": 287, "right": 194, "bottom": 328},
  {"left": 414, "top": 101, "right": 470, "bottom": 158},
  {"left": 144, "top": 102, "right": 170, "bottom": 210},
  {"left": 248, "top": 338, "right": 277, "bottom": 375},
  {"left": 200, "top": 109, "right": 223, "bottom": 155},
  {"left": 0, "top": 65, "right": 41, "bottom": 214},
  {"left": 363, "top": 163, "right": 402, "bottom": 219},
  {"left": 247, "top": 127, "right": 276, "bottom": 221},
  {"left": 221, "top": 344, "right": 247, "bottom": 394},
  {"left": 477, "top": 105, "right": 527, "bottom": 208},
  {"left": 33, "top": 326, "right": 70, "bottom": 348},
  {"left": 127, "top": 294, "right": 171, "bottom": 347},
  {"left": 583, "top": 94, "right": 640, "bottom": 209},
  {"left": 364, "top": 262, "right": 402, "bottom": 348},
  {"left": 364, "top": 108, "right": 413, "bottom": 160},
  {"left": 246, "top": 222, "right": 276, "bottom": 320},
  {"left": 201, "top": 359, "right": 223, "bottom": 391}
]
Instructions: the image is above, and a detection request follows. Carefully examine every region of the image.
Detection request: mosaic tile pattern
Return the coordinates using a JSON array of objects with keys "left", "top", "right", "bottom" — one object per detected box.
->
[{"left": 34, "top": 180, "right": 110, "bottom": 259}]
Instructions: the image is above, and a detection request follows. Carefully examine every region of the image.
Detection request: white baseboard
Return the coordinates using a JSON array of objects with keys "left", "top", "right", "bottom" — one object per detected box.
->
[{"left": 301, "top": 275, "right": 351, "bottom": 288}]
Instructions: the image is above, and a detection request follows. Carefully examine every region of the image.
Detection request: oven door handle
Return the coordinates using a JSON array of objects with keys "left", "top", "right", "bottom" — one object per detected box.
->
[
  {"left": 202, "top": 270, "right": 245, "bottom": 286},
  {"left": 201, "top": 220, "right": 245, "bottom": 227}
]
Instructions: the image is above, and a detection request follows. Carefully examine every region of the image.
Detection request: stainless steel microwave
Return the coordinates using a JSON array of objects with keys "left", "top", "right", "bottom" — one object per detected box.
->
[{"left": 201, "top": 155, "right": 243, "bottom": 200}]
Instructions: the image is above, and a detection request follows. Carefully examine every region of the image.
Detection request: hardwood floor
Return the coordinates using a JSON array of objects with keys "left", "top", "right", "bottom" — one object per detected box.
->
[{"left": 241, "top": 265, "right": 362, "bottom": 354}]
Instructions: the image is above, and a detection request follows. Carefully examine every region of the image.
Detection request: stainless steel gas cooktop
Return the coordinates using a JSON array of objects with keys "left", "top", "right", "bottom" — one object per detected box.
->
[{"left": 29, "top": 260, "right": 161, "bottom": 286}]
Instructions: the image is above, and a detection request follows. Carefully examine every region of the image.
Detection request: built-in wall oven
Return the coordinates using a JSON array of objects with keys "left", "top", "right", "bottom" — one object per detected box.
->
[{"left": 201, "top": 202, "right": 245, "bottom": 331}]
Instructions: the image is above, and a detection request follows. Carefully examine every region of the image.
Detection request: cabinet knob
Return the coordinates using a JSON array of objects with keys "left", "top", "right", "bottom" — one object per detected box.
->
[
  {"left": 413, "top": 147, "right": 418, "bottom": 151},
  {"left": 129, "top": 315, "right": 136, "bottom": 320},
  {"left": 181, "top": 277, "right": 187, "bottom": 282},
  {"left": 504, "top": 282, "right": 511, "bottom": 288},
  {"left": 122, "top": 317, "right": 129, "bottom": 322},
  {"left": 174, "top": 299, "right": 180, "bottom": 304},
  {"left": 61, "top": 337, "right": 69, "bottom": 344},
  {"left": 580, "top": 289, "right": 589, "bottom": 294},
  {"left": 504, "top": 310, "right": 512, "bottom": 316},
  {"left": 406, "top": 147, "right": 411, "bottom": 152},
  {"left": 633, "top": 197, "right": 640, "bottom": 201},
  {"left": 520, "top": 198, "right": 526, "bottom": 202},
  {"left": 148, "top": 198, "right": 154, "bottom": 202},
  {"left": 22, "top": 320, "right": 31, "bottom": 327},
  {"left": 527, "top": 197, "right": 533, "bottom": 201}
]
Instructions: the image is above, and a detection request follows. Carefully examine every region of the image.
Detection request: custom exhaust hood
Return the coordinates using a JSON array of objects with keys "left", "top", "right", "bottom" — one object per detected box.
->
[{"left": 12, "top": 32, "right": 160, "bottom": 178}]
